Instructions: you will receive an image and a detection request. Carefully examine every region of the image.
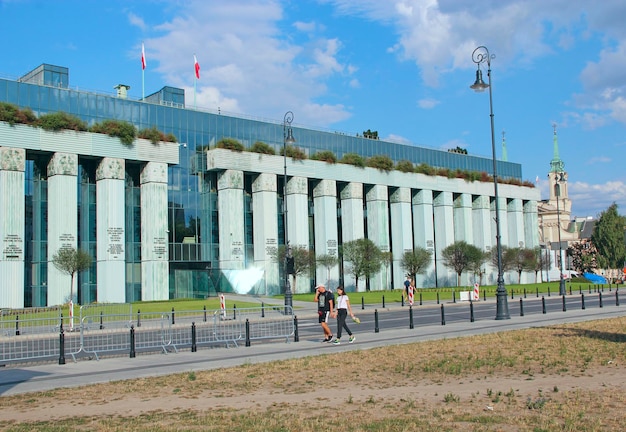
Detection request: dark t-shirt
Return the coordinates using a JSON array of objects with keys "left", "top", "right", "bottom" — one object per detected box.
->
[{"left": 317, "top": 291, "right": 334, "bottom": 312}]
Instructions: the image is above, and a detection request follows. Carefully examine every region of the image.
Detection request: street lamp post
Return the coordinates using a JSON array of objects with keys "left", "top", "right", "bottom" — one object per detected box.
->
[
  {"left": 283, "top": 111, "right": 296, "bottom": 313},
  {"left": 470, "top": 46, "right": 510, "bottom": 320},
  {"left": 555, "top": 172, "right": 567, "bottom": 296}
]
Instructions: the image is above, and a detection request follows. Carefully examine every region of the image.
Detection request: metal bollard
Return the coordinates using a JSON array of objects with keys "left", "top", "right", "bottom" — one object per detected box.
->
[
  {"left": 453, "top": 290, "right": 456, "bottom": 303},
  {"left": 599, "top": 292, "right": 603, "bottom": 308},
  {"left": 409, "top": 306, "right": 414, "bottom": 329},
  {"left": 616, "top": 291, "right": 620, "bottom": 307},
  {"left": 245, "top": 319, "right": 251, "bottom": 347},
  {"left": 511, "top": 289, "right": 514, "bottom": 300},
  {"left": 536, "top": 287, "right": 539, "bottom": 298},
  {"left": 130, "top": 325, "right": 136, "bottom": 358},
  {"left": 261, "top": 302, "right": 265, "bottom": 318},
  {"left": 579, "top": 285, "right": 582, "bottom": 295},
  {"left": 569, "top": 285, "right": 572, "bottom": 295},
  {"left": 191, "top": 322, "right": 197, "bottom": 352},
  {"left": 204, "top": 305, "right": 207, "bottom": 322},
  {"left": 361, "top": 296, "right": 365, "bottom": 310},
  {"left": 382, "top": 295, "right": 385, "bottom": 309},
  {"left": 420, "top": 292, "right": 423, "bottom": 306},
  {"left": 233, "top": 304, "right": 237, "bottom": 320},
  {"left": 171, "top": 307, "right": 175, "bottom": 325},
  {"left": 470, "top": 301, "right": 475, "bottom": 322},
  {"left": 437, "top": 292, "right": 440, "bottom": 304},
  {"left": 562, "top": 295, "right": 566, "bottom": 312},
  {"left": 137, "top": 309, "right": 141, "bottom": 327},
  {"left": 483, "top": 289, "right": 486, "bottom": 302},
  {"left": 374, "top": 309, "right": 379, "bottom": 333},
  {"left": 58, "top": 325, "right": 66, "bottom": 365},
  {"left": 401, "top": 296, "right": 404, "bottom": 307},
  {"left": 524, "top": 288, "right": 527, "bottom": 299},
  {"left": 547, "top": 286, "right": 551, "bottom": 297},
  {"left": 100, "top": 311, "right": 104, "bottom": 330},
  {"left": 440, "top": 304, "right": 445, "bottom": 325},
  {"left": 581, "top": 294, "right": 586, "bottom": 310},
  {"left": 542, "top": 296, "right": 546, "bottom": 314},
  {"left": 294, "top": 316, "right": 299, "bottom": 342},
  {"left": 15, "top": 315, "right": 20, "bottom": 336},
  {"left": 519, "top": 298, "right": 524, "bottom": 317}
]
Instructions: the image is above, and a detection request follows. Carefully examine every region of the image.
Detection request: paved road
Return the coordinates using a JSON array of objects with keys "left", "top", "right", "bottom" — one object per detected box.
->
[{"left": 1, "top": 293, "right": 624, "bottom": 397}]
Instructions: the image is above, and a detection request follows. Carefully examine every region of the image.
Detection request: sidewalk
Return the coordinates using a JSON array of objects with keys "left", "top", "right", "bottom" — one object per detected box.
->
[{"left": 1, "top": 295, "right": 624, "bottom": 397}]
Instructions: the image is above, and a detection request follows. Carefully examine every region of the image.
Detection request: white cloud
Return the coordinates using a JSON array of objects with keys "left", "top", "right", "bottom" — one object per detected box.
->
[
  {"left": 569, "top": 180, "right": 626, "bottom": 217},
  {"left": 127, "top": 12, "right": 146, "bottom": 31},
  {"left": 586, "top": 156, "right": 612, "bottom": 164},
  {"left": 417, "top": 98, "right": 439, "bottom": 109}
]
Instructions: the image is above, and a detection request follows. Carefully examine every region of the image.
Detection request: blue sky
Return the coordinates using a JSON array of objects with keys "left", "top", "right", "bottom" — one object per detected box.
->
[{"left": 1, "top": 0, "right": 625, "bottom": 218}]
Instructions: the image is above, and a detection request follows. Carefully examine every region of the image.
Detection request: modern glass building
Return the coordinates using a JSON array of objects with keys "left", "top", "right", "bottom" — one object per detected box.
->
[{"left": 0, "top": 64, "right": 540, "bottom": 308}]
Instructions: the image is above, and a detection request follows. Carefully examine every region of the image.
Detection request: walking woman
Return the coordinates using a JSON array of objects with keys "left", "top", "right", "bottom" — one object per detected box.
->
[{"left": 332, "top": 286, "right": 356, "bottom": 345}]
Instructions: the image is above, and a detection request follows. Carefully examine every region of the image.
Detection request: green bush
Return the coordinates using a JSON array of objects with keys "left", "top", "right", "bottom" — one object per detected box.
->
[
  {"left": 311, "top": 150, "right": 337, "bottom": 163},
  {"left": 367, "top": 155, "right": 394, "bottom": 172},
  {"left": 38, "top": 112, "right": 88, "bottom": 132},
  {"left": 340, "top": 152, "right": 365, "bottom": 168},
  {"left": 281, "top": 145, "right": 307, "bottom": 160},
  {"left": 415, "top": 163, "right": 435, "bottom": 176},
  {"left": 395, "top": 160, "right": 414, "bottom": 173},
  {"left": 217, "top": 138, "right": 245, "bottom": 152},
  {"left": 137, "top": 126, "right": 177, "bottom": 144},
  {"left": 249, "top": 141, "right": 275, "bottom": 155},
  {"left": 91, "top": 120, "right": 137, "bottom": 145},
  {"left": 0, "top": 102, "right": 36, "bottom": 125}
]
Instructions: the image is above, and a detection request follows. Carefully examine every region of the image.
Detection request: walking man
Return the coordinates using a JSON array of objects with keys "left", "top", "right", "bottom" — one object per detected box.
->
[{"left": 314, "top": 284, "right": 334, "bottom": 342}]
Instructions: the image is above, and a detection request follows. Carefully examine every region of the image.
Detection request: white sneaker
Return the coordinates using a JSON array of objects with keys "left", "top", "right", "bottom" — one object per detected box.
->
[{"left": 349, "top": 336, "right": 356, "bottom": 343}]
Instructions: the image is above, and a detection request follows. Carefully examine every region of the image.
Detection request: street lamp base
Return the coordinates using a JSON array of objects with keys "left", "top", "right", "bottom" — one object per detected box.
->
[
  {"left": 495, "top": 281, "right": 510, "bottom": 320},
  {"left": 559, "top": 278, "right": 567, "bottom": 296},
  {"left": 284, "top": 288, "right": 293, "bottom": 315}
]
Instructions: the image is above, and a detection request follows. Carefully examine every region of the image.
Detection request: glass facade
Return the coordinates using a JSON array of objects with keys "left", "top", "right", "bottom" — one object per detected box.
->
[{"left": 0, "top": 64, "right": 526, "bottom": 304}]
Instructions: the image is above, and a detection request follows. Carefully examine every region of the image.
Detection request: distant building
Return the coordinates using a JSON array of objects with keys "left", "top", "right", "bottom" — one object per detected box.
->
[{"left": 537, "top": 126, "right": 595, "bottom": 281}]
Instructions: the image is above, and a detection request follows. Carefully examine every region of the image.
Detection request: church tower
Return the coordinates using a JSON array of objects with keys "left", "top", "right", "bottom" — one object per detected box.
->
[{"left": 547, "top": 124, "right": 571, "bottom": 215}]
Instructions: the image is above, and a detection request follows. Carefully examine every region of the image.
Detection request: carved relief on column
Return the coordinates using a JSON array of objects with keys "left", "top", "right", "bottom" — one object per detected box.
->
[
  {"left": 0, "top": 147, "right": 26, "bottom": 171},
  {"left": 47, "top": 152, "right": 78, "bottom": 177},
  {"left": 96, "top": 158, "right": 125, "bottom": 181}
]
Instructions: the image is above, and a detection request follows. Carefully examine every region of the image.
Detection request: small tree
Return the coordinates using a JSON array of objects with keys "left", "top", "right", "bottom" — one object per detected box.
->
[
  {"left": 342, "top": 238, "right": 383, "bottom": 291},
  {"left": 316, "top": 253, "right": 338, "bottom": 287},
  {"left": 504, "top": 247, "right": 537, "bottom": 283},
  {"left": 277, "top": 245, "right": 314, "bottom": 291},
  {"left": 400, "top": 247, "right": 432, "bottom": 286},
  {"left": 441, "top": 241, "right": 484, "bottom": 287},
  {"left": 51, "top": 247, "right": 92, "bottom": 303},
  {"left": 533, "top": 247, "right": 552, "bottom": 283}
]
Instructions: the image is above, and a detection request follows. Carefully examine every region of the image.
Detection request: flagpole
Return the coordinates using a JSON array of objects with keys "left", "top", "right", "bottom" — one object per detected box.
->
[
  {"left": 141, "top": 42, "right": 146, "bottom": 100},
  {"left": 194, "top": 53, "right": 197, "bottom": 109}
]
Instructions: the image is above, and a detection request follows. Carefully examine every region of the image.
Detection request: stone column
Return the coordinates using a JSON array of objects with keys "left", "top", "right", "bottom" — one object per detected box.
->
[
  {"left": 252, "top": 173, "right": 279, "bottom": 295},
  {"left": 454, "top": 193, "right": 473, "bottom": 286},
  {"left": 218, "top": 170, "right": 245, "bottom": 275},
  {"left": 390, "top": 187, "right": 413, "bottom": 290},
  {"left": 507, "top": 198, "right": 524, "bottom": 249},
  {"left": 313, "top": 179, "right": 339, "bottom": 289},
  {"left": 433, "top": 191, "right": 454, "bottom": 287},
  {"left": 412, "top": 189, "right": 435, "bottom": 287},
  {"left": 472, "top": 195, "right": 493, "bottom": 285},
  {"left": 47, "top": 152, "right": 78, "bottom": 306},
  {"left": 366, "top": 184, "right": 390, "bottom": 291},
  {"left": 286, "top": 176, "right": 309, "bottom": 293},
  {"left": 0, "top": 147, "right": 25, "bottom": 308},
  {"left": 96, "top": 158, "right": 126, "bottom": 303},
  {"left": 140, "top": 162, "right": 169, "bottom": 301},
  {"left": 340, "top": 183, "right": 364, "bottom": 291},
  {"left": 524, "top": 200, "right": 539, "bottom": 283}
]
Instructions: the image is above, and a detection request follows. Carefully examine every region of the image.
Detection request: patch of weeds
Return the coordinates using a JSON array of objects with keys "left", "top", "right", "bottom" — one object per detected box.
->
[
  {"left": 187, "top": 371, "right": 196, "bottom": 381},
  {"left": 443, "top": 393, "right": 460, "bottom": 403},
  {"left": 173, "top": 388, "right": 181, "bottom": 393},
  {"left": 347, "top": 395, "right": 353, "bottom": 404},
  {"left": 366, "top": 396, "right": 376, "bottom": 404},
  {"left": 553, "top": 386, "right": 559, "bottom": 393},
  {"left": 526, "top": 396, "right": 548, "bottom": 410}
]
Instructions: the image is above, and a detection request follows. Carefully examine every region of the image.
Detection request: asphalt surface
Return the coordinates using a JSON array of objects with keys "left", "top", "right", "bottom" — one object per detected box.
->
[{"left": 1, "top": 294, "right": 625, "bottom": 397}]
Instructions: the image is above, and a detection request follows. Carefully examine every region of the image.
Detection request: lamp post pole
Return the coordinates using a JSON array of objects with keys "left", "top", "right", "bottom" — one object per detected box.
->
[
  {"left": 283, "top": 111, "right": 295, "bottom": 313},
  {"left": 471, "top": 45, "right": 510, "bottom": 320},
  {"left": 556, "top": 172, "right": 567, "bottom": 296}
]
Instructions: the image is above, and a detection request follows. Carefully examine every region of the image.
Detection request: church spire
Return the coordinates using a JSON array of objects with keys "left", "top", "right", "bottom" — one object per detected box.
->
[
  {"left": 501, "top": 130, "right": 508, "bottom": 162},
  {"left": 550, "top": 123, "right": 565, "bottom": 173}
]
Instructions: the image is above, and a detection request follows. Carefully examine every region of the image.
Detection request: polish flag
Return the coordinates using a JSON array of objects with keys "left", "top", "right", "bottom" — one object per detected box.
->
[
  {"left": 194, "top": 55, "right": 200, "bottom": 79},
  {"left": 535, "top": 175, "right": 539, "bottom": 183},
  {"left": 141, "top": 43, "right": 146, "bottom": 70}
]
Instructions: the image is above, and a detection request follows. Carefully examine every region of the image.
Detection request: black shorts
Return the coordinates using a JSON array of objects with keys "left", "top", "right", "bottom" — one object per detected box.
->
[{"left": 318, "top": 310, "right": 329, "bottom": 324}]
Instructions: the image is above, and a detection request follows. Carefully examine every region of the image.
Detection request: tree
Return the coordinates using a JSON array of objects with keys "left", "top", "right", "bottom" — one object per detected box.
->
[
  {"left": 342, "top": 238, "right": 383, "bottom": 291},
  {"left": 591, "top": 203, "right": 626, "bottom": 281},
  {"left": 316, "top": 253, "right": 338, "bottom": 287},
  {"left": 51, "top": 247, "right": 92, "bottom": 303},
  {"left": 568, "top": 240, "right": 597, "bottom": 274},
  {"left": 532, "top": 247, "right": 552, "bottom": 283},
  {"left": 441, "top": 241, "right": 484, "bottom": 287},
  {"left": 503, "top": 247, "right": 536, "bottom": 283},
  {"left": 400, "top": 247, "right": 432, "bottom": 286},
  {"left": 277, "top": 245, "right": 314, "bottom": 291}
]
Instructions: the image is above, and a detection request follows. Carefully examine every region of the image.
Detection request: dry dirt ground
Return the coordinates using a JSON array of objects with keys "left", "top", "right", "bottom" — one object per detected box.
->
[{"left": 1, "top": 319, "right": 626, "bottom": 430}]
